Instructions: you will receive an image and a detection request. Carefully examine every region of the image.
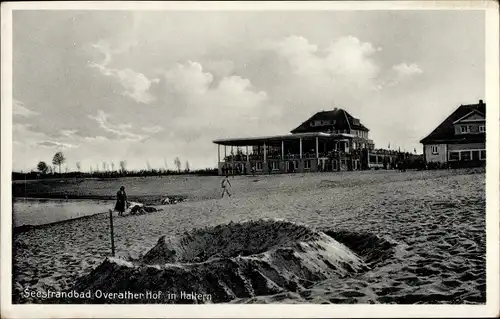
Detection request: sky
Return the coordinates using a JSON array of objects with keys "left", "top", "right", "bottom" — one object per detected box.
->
[{"left": 12, "top": 10, "right": 485, "bottom": 172}]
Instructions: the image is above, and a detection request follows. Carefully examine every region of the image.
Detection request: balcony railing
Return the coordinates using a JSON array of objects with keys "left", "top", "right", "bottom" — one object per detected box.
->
[{"left": 223, "top": 151, "right": 354, "bottom": 162}]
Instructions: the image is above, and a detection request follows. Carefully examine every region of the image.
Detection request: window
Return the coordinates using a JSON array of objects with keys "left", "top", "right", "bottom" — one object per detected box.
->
[
  {"left": 352, "top": 142, "right": 357, "bottom": 149},
  {"left": 271, "top": 161, "right": 279, "bottom": 170},
  {"left": 294, "top": 160, "right": 299, "bottom": 169},
  {"left": 472, "top": 150, "right": 480, "bottom": 161},
  {"left": 461, "top": 151, "right": 472, "bottom": 161},
  {"left": 460, "top": 125, "right": 468, "bottom": 133},
  {"left": 479, "top": 125, "right": 486, "bottom": 133},
  {"left": 449, "top": 152, "right": 459, "bottom": 161},
  {"left": 431, "top": 145, "right": 439, "bottom": 154},
  {"left": 480, "top": 150, "right": 486, "bottom": 160},
  {"left": 304, "top": 160, "right": 311, "bottom": 169},
  {"left": 256, "top": 162, "right": 263, "bottom": 170}
]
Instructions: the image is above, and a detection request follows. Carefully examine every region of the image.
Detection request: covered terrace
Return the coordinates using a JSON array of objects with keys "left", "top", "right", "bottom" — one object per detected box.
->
[{"left": 213, "top": 132, "right": 354, "bottom": 163}]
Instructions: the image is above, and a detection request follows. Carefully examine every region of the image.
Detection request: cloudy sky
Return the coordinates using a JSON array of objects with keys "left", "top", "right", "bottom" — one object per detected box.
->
[{"left": 12, "top": 10, "right": 484, "bottom": 172}]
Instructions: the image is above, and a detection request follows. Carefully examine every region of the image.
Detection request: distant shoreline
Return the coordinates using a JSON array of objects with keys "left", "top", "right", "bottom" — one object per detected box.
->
[{"left": 13, "top": 194, "right": 117, "bottom": 201}]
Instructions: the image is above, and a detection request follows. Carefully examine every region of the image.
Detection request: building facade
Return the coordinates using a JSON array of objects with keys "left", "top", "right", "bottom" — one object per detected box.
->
[
  {"left": 420, "top": 100, "right": 486, "bottom": 168},
  {"left": 213, "top": 108, "right": 403, "bottom": 175}
]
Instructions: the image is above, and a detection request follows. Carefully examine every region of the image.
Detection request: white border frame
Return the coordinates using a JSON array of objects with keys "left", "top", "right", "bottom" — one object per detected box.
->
[{"left": 1, "top": 1, "right": 499, "bottom": 318}]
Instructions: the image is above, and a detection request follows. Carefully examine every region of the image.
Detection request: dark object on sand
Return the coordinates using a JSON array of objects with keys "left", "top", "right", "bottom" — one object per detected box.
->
[{"left": 129, "top": 203, "right": 161, "bottom": 215}]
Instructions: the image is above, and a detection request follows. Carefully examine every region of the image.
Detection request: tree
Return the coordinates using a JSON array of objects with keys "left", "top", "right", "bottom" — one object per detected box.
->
[
  {"left": 76, "top": 162, "right": 81, "bottom": 172},
  {"left": 119, "top": 160, "right": 127, "bottom": 173},
  {"left": 185, "top": 160, "right": 190, "bottom": 173},
  {"left": 37, "top": 161, "right": 49, "bottom": 175},
  {"left": 52, "top": 152, "right": 66, "bottom": 174},
  {"left": 174, "top": 157, "right": 181, "bottom": 173}
]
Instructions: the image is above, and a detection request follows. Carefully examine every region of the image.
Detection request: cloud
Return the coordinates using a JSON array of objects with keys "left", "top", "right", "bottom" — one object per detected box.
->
[
  {"left": 88, "top": 110, "right": 146, "bottom": 141},
  {"left": 37, "top": 141, "right": 79, "bottom": 149},
  {"left": 204, "top": 60, "right": 236, "bottom": 79},
  {"left": 272, "top": 35, "right": 381, "bottom": 87},
  {"left": 13, "top": 99, "right": 38, "bottom": 117},
  {"left": 379, "top": 63, "right": 423, "bottom": 88},
  {"left": 14, "top": 124, "right": 78, "bottom": 150},
  {"left": 157, "top": 61, "right": 272, "bottom": 140},
  {"left": 60, "top": 129, "right": 78, "bottom": 138},
  {"left": 392, "top": 63, "right": 423, "bottom": 77},
  {"left": 141, "top": 126, "right": 164, "bottom": 134},
  {"left": 164, "top": 61, "right": 214, "bottom": 95},
  {"left": 89, "top": 42, "right": 157, "bottom": 104},
  {"left": 257, "top": 35, "right": 386, "bottom": 124}
]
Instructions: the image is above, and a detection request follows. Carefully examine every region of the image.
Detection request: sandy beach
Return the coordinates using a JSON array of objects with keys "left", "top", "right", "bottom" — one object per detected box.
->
[{"left": 12, "top": 169, "right": 485, "bottom": 304}]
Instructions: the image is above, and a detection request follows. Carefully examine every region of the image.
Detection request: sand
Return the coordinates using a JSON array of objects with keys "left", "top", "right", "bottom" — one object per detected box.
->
[{"left": 12, "top": 169, "right": 485, "bottom": 304}]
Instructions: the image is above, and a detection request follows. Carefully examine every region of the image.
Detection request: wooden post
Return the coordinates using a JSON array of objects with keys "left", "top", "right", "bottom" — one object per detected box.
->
[
  {"left": 299, "top": 138, "right": 303, "bottom": 159},
  {"left": 217, "top": 144, "right": 220, "bottom": 164},
  {"left": 281, "top": 140, "right": 285, "bottom": 159},
  {"left": 263, "top": 142, "right": 267, "bottom": 162},
  {"left": 109, "top": 209, "right": 115, "bottom": 257},
  {"left": 231, "top": 146, "right": 234, "bottom": 175},
  {"left": 316, "top": 137, "right": 319, "bottom": 159}
]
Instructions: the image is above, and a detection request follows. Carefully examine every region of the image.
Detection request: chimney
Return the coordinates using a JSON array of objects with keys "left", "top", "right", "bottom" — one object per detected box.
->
[{"left": 479, "top": 99, "right": 484, "bottom": 105}]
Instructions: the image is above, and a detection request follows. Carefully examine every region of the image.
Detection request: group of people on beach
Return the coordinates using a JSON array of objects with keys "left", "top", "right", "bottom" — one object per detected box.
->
[{"left": 113, "top": 175, "right": 233, "bottom": 215}]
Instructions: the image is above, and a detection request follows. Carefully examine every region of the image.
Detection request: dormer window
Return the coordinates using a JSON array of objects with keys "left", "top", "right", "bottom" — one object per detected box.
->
[
  {"left": 460, "top": 125, "right": 468, "bottom": 133},
  {"left": 479, "top": 125, "right": 485, "bottom": 132}
]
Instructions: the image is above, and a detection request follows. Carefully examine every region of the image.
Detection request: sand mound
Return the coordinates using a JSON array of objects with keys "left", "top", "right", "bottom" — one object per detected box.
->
[
  {"left": 68, "top": 219, "right": 400, "bottom": 304},
  {"left": 321, "top": 230, "right": 399, "bottom": 267}
]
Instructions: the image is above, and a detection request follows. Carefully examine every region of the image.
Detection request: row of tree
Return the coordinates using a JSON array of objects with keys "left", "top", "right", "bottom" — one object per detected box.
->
[{"left": 27, "top": 152, "right": 213, "bottom": 179}]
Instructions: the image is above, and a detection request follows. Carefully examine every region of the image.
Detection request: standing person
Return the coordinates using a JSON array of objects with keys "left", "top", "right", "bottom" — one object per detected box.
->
[
  {"left": 221, "top": 175, "right": 232, "bottom": 198},
  {"left": 115, "top": 186, "right": 128, "bottom": 216}
]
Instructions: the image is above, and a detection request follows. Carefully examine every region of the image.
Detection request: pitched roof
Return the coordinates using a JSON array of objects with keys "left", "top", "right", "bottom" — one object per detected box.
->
[
  {"left": 420, "top": 101, "right": 486, "bottom": 144},
  {"left": 290, "top": 108, "right": 369, "bottom": 134}
]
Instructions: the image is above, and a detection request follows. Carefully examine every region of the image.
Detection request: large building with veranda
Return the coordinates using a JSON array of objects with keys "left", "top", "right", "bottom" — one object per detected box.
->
[{"left": 213, "top": 108, "right": 405, "bottom": 175}]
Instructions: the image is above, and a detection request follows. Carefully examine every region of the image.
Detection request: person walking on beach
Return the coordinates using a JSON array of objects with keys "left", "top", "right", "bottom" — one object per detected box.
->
[
  {"left": 115, "top": 186, "right": 128, "bottom": 216},
  {"left": 221, "top": 175, "right": 232, "bottom": 198}
]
